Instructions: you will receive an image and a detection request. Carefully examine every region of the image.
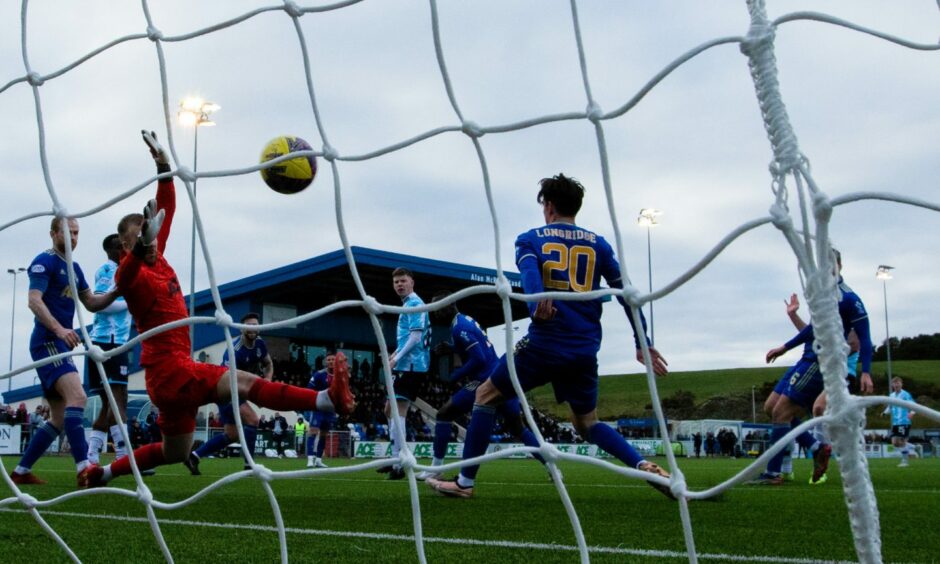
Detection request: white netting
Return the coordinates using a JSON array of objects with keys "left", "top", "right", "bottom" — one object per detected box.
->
[{"left": 2, "top": 1, "right": 939, "bottom": 562}]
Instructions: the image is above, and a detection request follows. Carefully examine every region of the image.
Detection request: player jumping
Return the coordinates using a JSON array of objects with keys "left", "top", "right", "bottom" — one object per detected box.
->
[{"left": 85, "top": 131, "right": 354, "bottom": 486}]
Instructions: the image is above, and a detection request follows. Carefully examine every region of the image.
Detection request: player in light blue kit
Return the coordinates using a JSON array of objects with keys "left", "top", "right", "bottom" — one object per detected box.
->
[
  {"left": 305, "top": 349, "right": 337, "bottom": 468},
  {"left": 428, "top": 174, "right": 669, "bottom": 499},
  {"left": 86, "top": 234, "right": 134, "bottom": 467},
  {"left": 382, "top": 267, "right": 431, "bottom": 480},
  {"left": 185, "top": 312, "right": 273, "bottom": 475},
  {"left": 11, "top": 218, "right": 117, "bottom": 487},
  {"left": 884, "top": 377, "right": 916, "bottom": 467},
  {"left": 415, "top": 292, "right": 546, "bottom": 481},
  {"left": 755, "top": 250, "right": 873, "bottom": 485}
]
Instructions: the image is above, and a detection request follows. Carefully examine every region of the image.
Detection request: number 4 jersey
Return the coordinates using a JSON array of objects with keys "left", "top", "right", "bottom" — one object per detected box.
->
[{"left": 515, "top": 222, "right": 646, "bottom": 356}]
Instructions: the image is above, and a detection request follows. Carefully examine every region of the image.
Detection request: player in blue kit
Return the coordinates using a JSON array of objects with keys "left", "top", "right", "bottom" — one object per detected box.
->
[
  {"left": 185, "top": 312, "right": 273, "bottom": 475},
  {"left": 305, "top": 350, "right": 337, "bottom": 468},
  {"left": 884, "top": 377, "right": 916, "bottom": 467},
  {"left": 382, "top": 267, "right": 431, "bottom": 480},
  {"left": 753, "top": 250, "right": 873, "bottom": 485},
  {"left": 11, "top": 218, "right": 117, "bottom": 487},
  {"left": 428, "top": 174, "right": 669, "bottom": 499},
  {"left": 415, "top": 292, "right": 546, "bottom": 481},
  {"left": 86, "top": 234, "right": 135, "bottom": 467}
]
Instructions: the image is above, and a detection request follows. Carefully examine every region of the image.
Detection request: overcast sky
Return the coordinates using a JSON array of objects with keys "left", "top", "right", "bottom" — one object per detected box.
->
[{"left": 1, "top": 1, "right": 937, "bottom": 393}]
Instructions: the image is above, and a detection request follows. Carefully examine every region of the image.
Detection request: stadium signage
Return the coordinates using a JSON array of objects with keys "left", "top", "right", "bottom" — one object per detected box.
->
[
  {"left": 0, "top": 424, "right": 20, "bottom": 454},
  {"left": 351, "top": 441, "right": 673, "bottom": 459}
]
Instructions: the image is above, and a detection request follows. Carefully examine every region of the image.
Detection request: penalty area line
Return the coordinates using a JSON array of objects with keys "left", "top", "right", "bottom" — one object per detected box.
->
[{"left": 0, "top": 508, "right": 853, "bottom": 563}]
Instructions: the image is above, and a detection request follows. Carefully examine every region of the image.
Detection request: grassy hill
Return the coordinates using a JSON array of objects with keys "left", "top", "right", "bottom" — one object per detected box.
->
[{"left": 528, "top": 360, "right": 940, "bottom": 427}]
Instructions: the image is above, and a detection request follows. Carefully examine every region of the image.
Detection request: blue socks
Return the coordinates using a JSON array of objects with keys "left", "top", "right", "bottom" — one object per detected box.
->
[
  {"left": 244, "top": 425, "right": 257, "bottom": 457},
  {"left": 433, "top": 420, "right": 452, "bottom": 460},
  {"left": 588, "top": 422, "right": 643, "bottom": 469},
  {"left": 195, "top": 432, "right": 230, "bottom": 458},
  {"left": 520, "top": 428, "right": 547, "bottom": 465},
  {"left": 306, "top": 435, "right": 316, "bottom": 456},
  {"left": 791, "top": 418, "right": 818, "bottom": 453},
  {"left": 458, "top": 404, "right": 497, "bottom": 483},
  {"left": 64, "top": 407, "right": 89, "bottom": 469},
  {"left": 766, "top": 423, "right": 790, "bottom": 475},
  {"left": 315, "top": 422, "right": 331, "bottom": 458},
  {"left": 17, "top": 422, "right": 61, "bottom": 472}
]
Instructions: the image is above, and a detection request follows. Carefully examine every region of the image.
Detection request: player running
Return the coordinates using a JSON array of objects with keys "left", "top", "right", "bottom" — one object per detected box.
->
[
  {"left": 86, "top": 131, "right": 354, "bottom": 487},
  {"left": 185, "top": 312, "right": 273, "bottom": 475},
  {"left": 11, "top": 218, "right": 118, "bottom": 487},
  {"left": 884, "top": 377, "right": 916, "bottom": 467},
  {"left": 428, "top": 173, "right": 669, "bottom": 499},
  {"left": 415, "top": 292, "right": 546, "bottom": 481}
]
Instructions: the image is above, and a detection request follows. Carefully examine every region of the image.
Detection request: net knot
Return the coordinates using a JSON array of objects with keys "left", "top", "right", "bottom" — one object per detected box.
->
[
  {"left": 136, "top": 486, "right": 154, "bottom": 505},
  {"left": 619, "top": 286, "right": 641, "bottom": 308},
  {"left": 176, "top": 166, "right": 195, "bottom": 183},
  {"left": 739, "top": 21, "right": 775, "bottom": 58},
  {"left": 146, "top": 26, "right": 163, "bottom": 41},
  {"left": 494, "top": 277, "right": 513, "bottom": 300},
  {"left": 669, "top": 475, "right": 687, "bottom": 498},
  {"left": 215, "top": 311, "right": 234, "bottom": 327},
  {"left": 812, "top": 191, "right": 832, "bottom": 223},
  {"left": 585, "top": 101, "right": 604, "bottom": 123},
  {"left": 461, "top": 120, "right": 483, "bottom": 138},
  {"left": 53, "top": 205, "right": 69, "bottom": 219},
  {"left": 283, "top": 1, "right": 303, "bottom": 18},
  {"left": 321, "top": 143, "right": 338, "bottom": 161},
  {"left": 362, "top": 295, "right": 383, "bottom": 316},
  {"left": 87, "top": 344, "right": 107, "bottom": 363},
  {"left": 26, "top": 72, "right": 44, "bottom": 87},
  {"left": 398, "top": 450, "right": 417, "bottom": 470},
  {"left": 768, "top": 202, "right": 791, "bottom": 231},
  {"left": 17, "top": 493, "right": 38, "bottom": 508},
  {"left": 252, "top": 464, "right": 274, "bottom": 481},
  {"left": 539, "top": 443, "right": 560, "bottom": 462}
]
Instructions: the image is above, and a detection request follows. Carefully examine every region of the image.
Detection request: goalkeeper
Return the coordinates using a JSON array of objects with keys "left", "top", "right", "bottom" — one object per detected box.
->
[{"left": 86, "top": 131, "right": 354, "bottom": 486}]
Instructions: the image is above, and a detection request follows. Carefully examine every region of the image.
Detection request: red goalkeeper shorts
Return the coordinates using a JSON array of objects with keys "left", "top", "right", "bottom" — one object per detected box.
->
[{"left": 144, "top": 354, "right": 227, "bottom": 436}]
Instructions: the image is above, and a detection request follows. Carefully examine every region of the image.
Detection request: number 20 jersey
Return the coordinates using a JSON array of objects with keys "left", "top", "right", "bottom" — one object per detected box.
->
[{"left": 515, "top": 222, "right": 624, "bottom": 356}]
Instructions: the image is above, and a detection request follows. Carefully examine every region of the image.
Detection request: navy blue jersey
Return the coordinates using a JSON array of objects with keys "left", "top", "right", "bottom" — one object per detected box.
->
[
  {"left": 449, "top": 313, "right": 499, "bottom": 383},
  {"left": 28, "top": 249, "right": 89, "bottom": 349},
  {"left": 515, "top": 222, "right": 648, "bottom": 355},
  {"left": 307, "top": 368, "right": 330, "bottom": 391},
  {"left": 221, "top": 336, "right": 269, "bottom": 376},
  {"left": 785, "top": 278, "right": 873, "bottom": 373}
]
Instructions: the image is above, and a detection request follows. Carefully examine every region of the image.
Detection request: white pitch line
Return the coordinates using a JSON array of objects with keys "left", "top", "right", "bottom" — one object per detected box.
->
[{"left": 0, "top": 507, "right": 855, "bottom": 563}]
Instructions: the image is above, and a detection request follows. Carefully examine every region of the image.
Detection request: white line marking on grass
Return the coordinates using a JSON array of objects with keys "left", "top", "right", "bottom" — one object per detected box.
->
[{"left": 0, "top": 508, "right": 855, "bottom": 563}]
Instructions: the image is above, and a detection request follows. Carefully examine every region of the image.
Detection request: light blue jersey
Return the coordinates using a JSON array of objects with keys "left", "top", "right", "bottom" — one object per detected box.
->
[
  {"left": 396, "top": 292, "right": 430, "bottom": 373},
  {"left": 889, "top": 389, "right": 914, "bottom": 426},
  {"left": 90, "top": 260, "right": 131, "bottom": 344}
]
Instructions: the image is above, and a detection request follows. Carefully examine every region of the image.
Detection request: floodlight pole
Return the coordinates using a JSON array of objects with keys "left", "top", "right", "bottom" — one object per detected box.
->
[
  {"left": 637, "top": 209, "right": 661, "bottom": 345},
  {"left": 177, "top": 97, "right": 219, "bottom": 356},
  {"left": 876, "top": 265, "right": 894, "bottom": 392}
]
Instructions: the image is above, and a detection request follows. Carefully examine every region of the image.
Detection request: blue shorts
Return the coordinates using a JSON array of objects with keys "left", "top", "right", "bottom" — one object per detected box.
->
[
  {"left": 217, "top": 401, "right": 249, "bottom": 426},
  {"left": 779, "top": 358, "right": 823, "bottom": 410},
  {"left": 304, "top": 410, "right": 336, "bottom": 428},
  {"left": 450, "top": 380, "right": 522, "bottom": 419},
  {"left": 31, "top": 340, "right": 78, "bottom": 400},
  {"left": 489, "top": 337, "right": 598, "bottom": 415}
]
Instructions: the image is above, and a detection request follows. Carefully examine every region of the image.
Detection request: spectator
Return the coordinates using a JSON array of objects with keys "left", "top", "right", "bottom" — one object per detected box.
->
[
  {"left": 271, "top": 413, "right": 289, "bottom": 456},
  {"left": 129, "top": 417, "right": 148, "bottom": 448},
  {"left": 693, "top": 432, "right": 703, "bottom": 458}
]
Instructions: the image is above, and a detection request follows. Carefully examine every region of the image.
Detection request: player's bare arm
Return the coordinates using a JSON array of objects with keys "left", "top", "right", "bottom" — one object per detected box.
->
[
  {"left": 786, "top": 294, "right": 807, "bottom": 330},
  {"left": 766, "top": 345, "right": 787, "bottom": 364},
  {"left": 28, "top": 288, "right": 79, "bottom": 348},
  {"left": 78, "top": 286, "right": 119, "bottom": 313},
  {"left": 533, "top": 298, "right": 556, "bottom": 321}
]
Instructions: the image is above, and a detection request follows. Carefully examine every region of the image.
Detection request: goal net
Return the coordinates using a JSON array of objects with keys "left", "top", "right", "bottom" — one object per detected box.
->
[{"left": 1, "top": 1, "right": 938, "bottom": 562}]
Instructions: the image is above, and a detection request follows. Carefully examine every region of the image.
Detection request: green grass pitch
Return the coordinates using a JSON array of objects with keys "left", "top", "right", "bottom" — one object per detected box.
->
[{"left": 2, "top": 454, "right": 938, "bottom": 562}]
